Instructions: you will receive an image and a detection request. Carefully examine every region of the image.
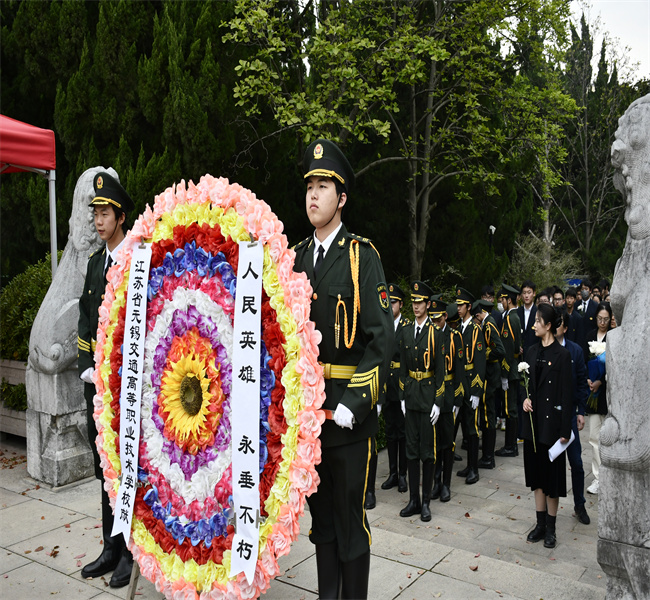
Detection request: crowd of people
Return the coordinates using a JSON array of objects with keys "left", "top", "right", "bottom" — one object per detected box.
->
[{"left": 366, "top": 276, "right": 612, "bottom": 552}]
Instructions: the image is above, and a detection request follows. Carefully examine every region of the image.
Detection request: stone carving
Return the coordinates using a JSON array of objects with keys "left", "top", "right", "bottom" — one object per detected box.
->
[
  {"left": 26, "top": 167, "right": 115, "bottom": 486},
  {"left": 597, "top": 94, "right": 650, "bottom": 599}
]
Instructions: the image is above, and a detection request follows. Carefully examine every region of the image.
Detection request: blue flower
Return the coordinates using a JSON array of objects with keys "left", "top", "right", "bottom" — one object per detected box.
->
[
  {"left": 184, "top": 242, "right": 196, "bottom": 272},
  {"left": 173, "top": 248, "right": 186, "bottom": 277},
  {"left": 195, "top": 247, "right": 209, "bottom": 277},
  {"left": 162, "top": 253, "right": 174, "bottom": 277}
]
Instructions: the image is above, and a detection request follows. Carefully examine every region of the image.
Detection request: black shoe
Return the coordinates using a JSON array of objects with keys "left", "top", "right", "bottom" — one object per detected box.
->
[
  {"left": 364, "top": 491, "right": 376, "bottom": 510},
  {"left": 440, "top": 484, "right": 450, "bottom": 502},
  {"left": 544, "top": 531, "right": 557, "bottom": 548},
  {"left": 397, "top": 474, "right": 407, "bottom": 493},
  {"left": 81, "top": 547, "right": 121, "bottom": 579},
  {"left": 575, "top": 505, "right": 591, "bottom": 525},
  {"left": 454, "top": 453, "right": 462, "bottom": 462},
  {"left": 400, "top": 496, "right": 421, "bottom": 517},
  {"left": 527, "top": 524, "right": 546, "bottom": 543},
  {"left": 457, "top": 466, "right": 470, "bottom": 477},
  {"left": 381, "top": 472, "right": 398, "bottom": 490},
  {"left": 465, "top": 468, "right": 479, "bottom": 485},
  {"left": 477, "top": 456, "right": 495, "bottom": 469},
  {"left": 421, "top": 502, "right": 431, "bottom": 522},
  {"left": 109, "top": 550, "right": 133, "bottom": 588},
  {"left": 494, "top": 445, "right": 518, "bottom": 457}
]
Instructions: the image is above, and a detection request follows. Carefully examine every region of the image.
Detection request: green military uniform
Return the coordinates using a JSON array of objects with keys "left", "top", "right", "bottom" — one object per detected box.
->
[
  {"left": 398, "top": 281, "right": 445, "bottom": 522},
  {"left": 473, "top": 299, "right": 505, "bottom": 469},
  {"left": 293, "top": 139, "right": 393, "bottom": 593},
  {"left": 455, "top": 288, "right": 486, "bottom": 484},
  {"left": 380, "top": 283, "right": 410, "bottom": 493},
  {"left": 495, "top": 284, "right": 523, "bottom": 457}
]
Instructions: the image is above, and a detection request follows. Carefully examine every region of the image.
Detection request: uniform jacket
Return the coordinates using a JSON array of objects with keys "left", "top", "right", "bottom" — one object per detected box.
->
[
  {"left": 78, "top": 246, "right": 107, "bottom": 376},
  {"left": 520, "top": 339, "right": 573, "bottom": 446},
  {"left": 562, "top": 338, "right": 588, "bottom": 416},
  {"left": 482, "top": 313, "right": 505, "bottom": 394},
  {"left": 399, "top": 318, "right": 446, "bottom": 412},
  {"left": 441, "top": 323, "right": 466, "bottom": 413},
  {"left": 577, "top": 298, "right": 598, "bottom": 334},
  {"left": 386, "top": 314, "right": 410, "bottom": 403},
  {"left": 500, "top": 309, "right": 522, "bottom": 382},
  {"left": 517, "top": 303, "right": 538, "bottom": 354},
  {"left": 293, "top": 224, "right": 393, "bottom": 447},
  {"left": 459, "top": 318, "right": 486, "bottom": 400}
]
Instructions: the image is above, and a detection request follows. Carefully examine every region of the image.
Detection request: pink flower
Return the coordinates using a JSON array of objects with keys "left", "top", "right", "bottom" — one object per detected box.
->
[
  {"left": 289, "top": 461, "right": 319, "bottom": 496},
  {"left": 269, "top": 523, "right": 292, "bottom": 558},
  {"left": 296, "top": 434, "right": 321, "bottom": 467},
  {"left": 298, "top": 409, "right": 325, "bottom": 438}
]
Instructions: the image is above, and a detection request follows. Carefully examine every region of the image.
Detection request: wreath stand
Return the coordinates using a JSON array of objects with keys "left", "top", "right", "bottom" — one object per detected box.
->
[{"left": 126, "top": 561, "right": 142, "bottom": 599}]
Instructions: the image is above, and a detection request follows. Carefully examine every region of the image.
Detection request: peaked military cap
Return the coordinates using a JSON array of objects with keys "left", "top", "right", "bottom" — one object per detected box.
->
[
  {"left": 446, "top": 303, "right": 460, "bottom": 324},
  {"left": 90, "top": 172, "right": 134, "bottom": 213},
  {"left": 500, "top": 283, "right": 520, "bottom": 300},
  {"left": 429, "top": 295, "right": 447, "bottom": 317},
  {"left": 411, "top": 280, "right": 433, "bottom": 302},
  {"left": 471, "top": 298, "right": 493, "bottom": 316},
  {"left": 455, "top": 286, "right": 475, "bottom": 305},
  {"left": 388, "top": 283, "right": 405, "bottom": 302},
  {"left": 303, "top": 138, "right": 355, "bottom": 193}
]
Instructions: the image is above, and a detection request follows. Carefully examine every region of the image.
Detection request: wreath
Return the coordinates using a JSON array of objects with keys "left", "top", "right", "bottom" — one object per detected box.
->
[{"left": 93, "top": 175, "right": 325, "bottom": 599}]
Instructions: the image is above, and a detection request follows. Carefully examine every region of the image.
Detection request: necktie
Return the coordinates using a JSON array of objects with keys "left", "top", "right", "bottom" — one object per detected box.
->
[
  {"left": 314, "top": 246, "right": 324, "bottom": 277},
  {"left": 104, "top": 255, "right": 113, "bottom": 279},
  {"left": 415, "top": 325, "right": 421, "bottom": 339}
]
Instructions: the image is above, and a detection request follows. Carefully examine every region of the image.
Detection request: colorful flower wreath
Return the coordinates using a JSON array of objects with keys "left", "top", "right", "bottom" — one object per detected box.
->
[{"left": 93, "top": 176, "right": 326, "bottom": 599}]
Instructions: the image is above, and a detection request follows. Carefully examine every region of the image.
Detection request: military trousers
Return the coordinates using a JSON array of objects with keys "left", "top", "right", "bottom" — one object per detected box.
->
[
  {"left": 383, "top": 400, "right": 405, "bottom": 443},
  {"left": 405, "top": 409, "right": 436, "bottom": 462}
]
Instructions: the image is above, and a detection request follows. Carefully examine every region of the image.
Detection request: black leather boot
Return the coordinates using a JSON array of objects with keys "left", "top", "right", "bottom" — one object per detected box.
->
[
  {"left": 440, "top": 448, "right": 453, "bottom": 502},
  {"left": 465, "top": 436, "right": 479, "bottom": 484},
  {"left": 341, "top": 549, "right": 370, "bottom": 600},
  {"left": 364, "top": 453, "right": 377, "bottom": 509},
  {"left": 399, "top": 460, "right": 421, "bottom": 517},
  {"left": 430, "top": 460, "right": 443, "bottom": 500},
  {"left": 381, "top": 440, "right": 398, "bottom": 489},
  {"left": 495, "top": 418, "right": 519, "bottom": 457},
  {"left": 397, "top": 438, "right": 408, "bottom": 492},
  {"left": 544, "top": 514, "right": 557, "bottom": 548},
  {"left": 421, "top": 460, "right": 435, "bottom": 522},
  {"left": 527, "top": 510, "right": 547, "bottom": 543},
  {"left": 81, "top": 487, "right": 122, "bottom": 579},
  {"left": 315, "top": 542, "right": 341, "bottom": 600},
  {"left": 109, "top": 544, "right": 134, "bottom": 588},
  {"left": 478, "top": 428, "right": 496, "bottom": 469}
]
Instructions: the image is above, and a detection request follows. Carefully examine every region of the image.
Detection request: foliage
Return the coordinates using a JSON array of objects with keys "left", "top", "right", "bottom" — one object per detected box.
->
[
  {"left": 0, "top": 253, "right": 58, "bottom": 361},
  {"left": 505, "top": 233, "right": 581, "bottom": 291},
  {"left": 1, "top": 380, "right": 27, "bottom": 412}
]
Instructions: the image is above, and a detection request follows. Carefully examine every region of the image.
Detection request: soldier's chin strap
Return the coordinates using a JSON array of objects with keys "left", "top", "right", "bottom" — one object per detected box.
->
[{"left": 335, "top": 240, "right": 360, "bottom": 349}]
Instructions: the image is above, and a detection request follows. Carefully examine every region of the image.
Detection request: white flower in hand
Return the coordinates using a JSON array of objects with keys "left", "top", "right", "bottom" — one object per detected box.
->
[{"left": 518, "top": 361, "right": 530, "bottom": 373}]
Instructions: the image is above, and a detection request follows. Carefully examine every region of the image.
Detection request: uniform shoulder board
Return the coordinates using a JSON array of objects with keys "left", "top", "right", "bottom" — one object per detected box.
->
[
  {"left": 292, "top": 237, "right": 312, "bottom": 251},
  {"left": 401, "top": 316, "right": 412, "bottom": 326},
  {"left": 89, "top": 247, "right": 105, "bottom": 259},
  {"left": 349, "top": 232, "right": 372, "bottom": 244}
]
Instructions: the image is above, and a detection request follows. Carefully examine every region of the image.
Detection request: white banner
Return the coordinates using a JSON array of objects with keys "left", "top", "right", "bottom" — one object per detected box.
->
[
  {"left": 111, "top": 243, "right": 152, "bottom": 542},
  {"left": 229, "top": 241, "right": 264, "bottom": 584}
]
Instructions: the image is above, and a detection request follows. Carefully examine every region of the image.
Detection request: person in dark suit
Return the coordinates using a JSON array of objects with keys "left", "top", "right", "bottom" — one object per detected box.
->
[
  {"left": 78, "top": 172, "right": 135, "bottom": 588},
  {"left": 518, "top": 279, "right": 538, "bottom": 355},
  {"left": 379, "top": 283, "right": 410, "bottom": 495},
  {"left": 293, "top": 138, "right": 393, "bottom": 599},
  {"left": 521, "top": 303, "right": 573, "bottom": 549},
  {"left": 577, "top": 279, "right": 599, "bottom": 335},
  {"left": 556, "top": 311, "right": 590, "bottom": 524}
]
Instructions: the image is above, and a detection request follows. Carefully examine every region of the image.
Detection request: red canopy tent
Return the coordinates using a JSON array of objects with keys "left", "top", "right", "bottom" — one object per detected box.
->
[{"left": 0, "top": 114, "right": 58, "bottom": 275}]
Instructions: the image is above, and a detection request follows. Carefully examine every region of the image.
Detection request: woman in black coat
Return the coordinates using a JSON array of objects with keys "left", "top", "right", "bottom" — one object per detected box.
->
[{"left": 521, "top": 303, "right": 573, "bottom": 549}]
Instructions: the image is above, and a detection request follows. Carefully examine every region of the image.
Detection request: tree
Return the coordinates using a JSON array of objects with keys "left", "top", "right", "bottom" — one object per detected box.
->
[{"left": 225, "top": 0, "right": 576, "bottom": 280}]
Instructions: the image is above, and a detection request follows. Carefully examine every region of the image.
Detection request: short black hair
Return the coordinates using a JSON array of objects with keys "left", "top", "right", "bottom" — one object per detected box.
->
[
  {"left": 481, "top": 284, "right": 494, "bottom": 297},
  {"left": 559, "top": 309, "right": 570, "bottom": 329},
  {"left": 521, "top": 279, "right": 536, "bottom": 292},
  {"left": 537, "top": 302, "right": 561, "bottom": 335},
  {"left": 581, "top": 279, "right": 592, "bottom": 290},
  {"left": 553, "top": 287, "right": 565, "bottom": 298},
  {"left": 565, "top": 287, "right": 578, "bottom": 299}
]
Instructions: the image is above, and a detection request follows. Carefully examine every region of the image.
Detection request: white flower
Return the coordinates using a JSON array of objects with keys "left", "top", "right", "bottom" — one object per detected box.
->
[
  {"left": 518, "top": 361, "right": 530, "bottom": 373},
  {"left": 588, "top": 341, "right": 606, "bottom": 357}
]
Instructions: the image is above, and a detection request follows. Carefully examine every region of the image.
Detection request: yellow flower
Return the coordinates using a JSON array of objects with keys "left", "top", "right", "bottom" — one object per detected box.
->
[{"left": 160, "top": 353, "right": 212, "bottom": 443}]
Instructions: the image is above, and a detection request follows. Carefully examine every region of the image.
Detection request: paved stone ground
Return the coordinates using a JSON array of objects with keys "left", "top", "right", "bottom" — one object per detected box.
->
[{"left": 0, "top": 426, "right": 605, "bottom": 599}]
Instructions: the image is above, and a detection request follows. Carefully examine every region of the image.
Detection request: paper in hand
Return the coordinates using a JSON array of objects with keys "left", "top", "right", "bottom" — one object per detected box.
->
[{"left": 548, "top": 430, "right": 576, "bottom": 462}]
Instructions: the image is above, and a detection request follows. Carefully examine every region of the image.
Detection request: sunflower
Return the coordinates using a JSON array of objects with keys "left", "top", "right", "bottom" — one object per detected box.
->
[{"left": 160, "top": 352, "right": 212, "bottom": 444}]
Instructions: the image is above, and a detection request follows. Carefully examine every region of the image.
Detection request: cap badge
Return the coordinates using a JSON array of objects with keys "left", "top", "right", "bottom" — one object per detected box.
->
[
  {"left": 389, "top": 285, "right": 394, "bottom": 292},
  {"left": 457, "top": 289, "right": 461, "bottom": 296},
  {"left": 97, "top": 176, "right": 104, "bottom": 189},
  {"left": 414, "top": 283, "right": 419, "bottom": 291},
  {"left": 314, "top": 143, "right": 324, "bottom": 159}
]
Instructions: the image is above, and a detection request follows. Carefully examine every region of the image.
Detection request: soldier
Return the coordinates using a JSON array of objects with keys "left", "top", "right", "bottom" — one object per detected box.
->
[
  {"left": 398, "top": 281, "right": 445, "bottom": 522},
  {"left": 78, "top": 172, "right": 135, "bottom": 588},
  {"left": 472, "top": 299, "right": 505, "bottom": 469},
  {"left": 380, "top": 283, "right": 410, "bottom": 494},
  {"left": 429, "top": 296, "right": 465, "bottom": 502},
  {"left": 455, "top": 288, "right": 486, "bottom": 484},
  {"left": 292, "top": 138, "right": 393, "bottom": 600},
  {"left": 446, "top": 302, "right": 465, "bottom": 462},
  {"left": 495, "top": 284, "right": 523, "bottom": 457}
]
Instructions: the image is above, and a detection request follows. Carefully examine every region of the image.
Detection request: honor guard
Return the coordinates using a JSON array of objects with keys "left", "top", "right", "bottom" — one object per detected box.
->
[
  {"left": 398, "top": 281, "right": 445, "bottom": 522},
  {"left": 380, "top": 283, "right": 410, "bottom": 494},
  {"left": 495, "top": 284, "right": 523, "bottom": 457},
  {"left": 77, "top": 171, "right": 135, "bottom": 588},
  {"left": 429, "top": 296, "right": 465, "bottom": 502},
  {"left": 472, "top": 299, "right": 505, "bottom": 469},
  {"left": 455, "top": 287, "right": 486, "bottom": 484},
  {"left": 292, "top": 138, "right": 393, "bottom": 600}
]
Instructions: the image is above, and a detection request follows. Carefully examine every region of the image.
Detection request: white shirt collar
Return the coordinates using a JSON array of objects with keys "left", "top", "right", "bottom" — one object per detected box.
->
[
  {"left": 105, "top": 239, "right": 125, "bottom": 270},
  {"left": 393, "top": 313, "right": 401, "bottom": 331},
  {"left": 313, "top": 222, "right": 343, "bottom": 265}
]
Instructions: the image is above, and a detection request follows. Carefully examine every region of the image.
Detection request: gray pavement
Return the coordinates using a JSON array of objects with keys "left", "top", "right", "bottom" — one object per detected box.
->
[{"left": 0, "top": 426, "right": 605, "bottom": 599}]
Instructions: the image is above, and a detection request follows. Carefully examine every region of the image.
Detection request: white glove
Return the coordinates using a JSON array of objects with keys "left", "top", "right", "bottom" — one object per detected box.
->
[
  {"left": 401, "top": 400, "right": 406, "bottom": 415},
  {"left": 470, "top": 395, "right": 480, "bottom": 410},
  {"left": 333, "top": 404, "right": 355, "bottom": 429},
  {"left": 80, "top": 367, "right": 94, "bottom": 384},
  {"left": 429, "top": 404, "right": 440, "bottom": 425},
  {"left": 377, "top": 404, "right": 382, "bottom": 416},
  {"left": 501, "top": 377, "right": 509, "bottom": 391},
  {"left": 453, "top": 405, "right": 460, "bottom": 419}
]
